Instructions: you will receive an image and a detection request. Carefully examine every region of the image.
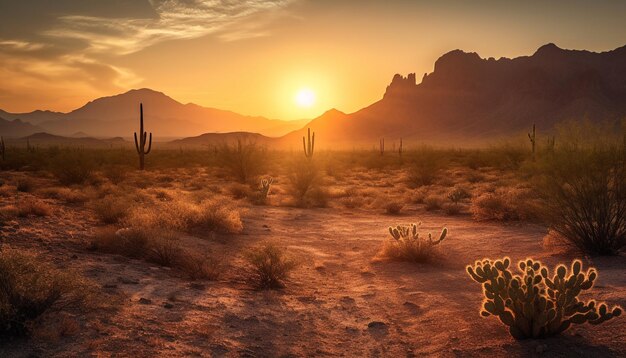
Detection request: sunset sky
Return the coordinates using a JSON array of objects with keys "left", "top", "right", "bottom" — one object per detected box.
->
[{"left": 1, "top": 0, "right": 625, "bottom": 120}]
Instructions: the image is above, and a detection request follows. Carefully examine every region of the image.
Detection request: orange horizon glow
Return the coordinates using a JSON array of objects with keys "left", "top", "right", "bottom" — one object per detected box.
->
[{"left": 1, "top": 1, "right": 626, "bottom": 120}]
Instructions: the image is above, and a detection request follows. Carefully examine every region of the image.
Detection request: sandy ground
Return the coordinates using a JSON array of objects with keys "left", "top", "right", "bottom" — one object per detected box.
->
[{"left": 1, "top": 184, "right": 624, "bottom": 357}]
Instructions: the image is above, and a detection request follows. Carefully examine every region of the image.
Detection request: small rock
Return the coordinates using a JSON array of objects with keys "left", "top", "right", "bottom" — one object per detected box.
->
[
  {"left": 367, "top": 321, "right": 387, "bottom": 329},
  {"left": 163, "top": 303, "right": 174, "bottom": 309},
  {"left": 138, "top": 298, "right": 152, "bottom": 305}
]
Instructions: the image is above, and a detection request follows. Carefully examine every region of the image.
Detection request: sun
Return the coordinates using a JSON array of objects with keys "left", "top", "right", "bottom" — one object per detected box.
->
[{"left": 295, "top": 88, "right": 316, "bottom": 108}]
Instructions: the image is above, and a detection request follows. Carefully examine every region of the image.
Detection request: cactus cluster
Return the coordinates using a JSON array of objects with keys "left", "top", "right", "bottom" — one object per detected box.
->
[
  {"left": 134, "top": 103, "right": 152, "bottom": 170},
  {"left": 302, "top": 128, "right": 315, "bottom": 159},
  {"left": 260, "top": 177, "right": 274, "bottom": 199},
  {"left": 385, "top": 223, "right": 448, "bottom": 262},
  {"left": 467, "top": 257, "right": 622, "bottom": 339}
]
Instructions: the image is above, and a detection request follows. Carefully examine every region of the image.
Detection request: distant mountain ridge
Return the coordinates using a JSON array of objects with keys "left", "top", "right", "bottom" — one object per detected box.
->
[
  {"left": 282, "top": 43, "right": 626, "bottom": 147},
  {"left": 0, "top": 89, "right": 308, "bottom": 138}
]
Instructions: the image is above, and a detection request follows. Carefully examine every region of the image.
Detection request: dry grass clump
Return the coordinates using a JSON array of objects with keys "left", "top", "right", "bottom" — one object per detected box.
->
[
  {"left": 178, "top": 252, "right": 223, "bottom": 280},
  {"left": 16, "top": 178, "right": 35, "bottom": 193},
  {"left": 406, "top": 152, "right": 442, "bottom": 187},
  {"left": 217, "top": 140, "right": 266, "bottom": 183},
  {"left": 424, "top": 194, "right": 444, "bottom": 211},
  {"left": 92, "top": 195, "right": 132, "bottom": 224},
  {"left": 37, "top": 187, "right": 87, "bottom": 204},
  {"left": 0, "top": 249, "right": 95, "bottom": 337},
  {"left": 89, "top": 226, "right": 152, "bottom": 258},
  {"left": 101, "top": 165, "right": 128, "bottom": 184},
  {"left": 147, "top": 233, "right": 183, "bottom": 267},
  {"left": 245, "top": 243, "right": 297, "bottom": 289},
  {"left": 470, "top": 188, "right": 539, "bottom": 221},
  {"left": 50, "top": 151, "right": 95, "bottom": 185},
  {"left": 288, "top": 159, "right": 327, "bottom": 208},
  {"left": 195, "top": 198, "right": 244, "bottom": 234},
  {"left": 384, "top": 200, "right": 404, "bottom": 215},
  {"left": 228, "top": 182, "right": 252, "bottom": 200},
  {"left": 17, "top": 198, "right": 52, "bottom": 217}
]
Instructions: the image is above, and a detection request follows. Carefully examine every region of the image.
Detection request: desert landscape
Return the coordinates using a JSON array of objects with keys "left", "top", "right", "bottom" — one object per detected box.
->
[{"left": 1, "top": 1, "right": 625, "bottom": 357}]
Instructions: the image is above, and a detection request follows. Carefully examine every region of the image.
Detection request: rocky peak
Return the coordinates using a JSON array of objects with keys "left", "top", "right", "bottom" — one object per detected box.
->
[{"left": 383, "top": 73, "right": 417, "bottom": 99}]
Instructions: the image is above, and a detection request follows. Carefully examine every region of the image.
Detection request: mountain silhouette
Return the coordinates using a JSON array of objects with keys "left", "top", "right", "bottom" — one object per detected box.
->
[
  {"left": 0, "top": 89, "right": 307, "bottom": 138},
  {"left": 282, "top": 43, "right": 626, "bottom": 147}
]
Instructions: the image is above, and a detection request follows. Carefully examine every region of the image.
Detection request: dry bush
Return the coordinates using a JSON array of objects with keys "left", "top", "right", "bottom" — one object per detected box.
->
[
  {"left": 443, "top": 203, "right": 462, "bottom": 215},
  {"left": 147, "top": 234, "right": 183, "bottom": 267},
  {"left": 382, "top": 224, "right": 448, "bottom": 263},
  {"left": 92, "top": 195, "right": 131, "bottom": 224},
  {"left": 245, "top": 243, "right": 297, "bottom": 289},
  {"left": 0, "top": 249, "right": 94, "bottom": 337},
  {"left": 50, "top": 151, "right": 94, "bottom": 185},
  {"left": 470, "top": 188, "right": 539, "bottom": 221},
  {"left": 17, "top": 198, "right": 52, "bottom": 217},
  {"left": 89, "top": 227, "right": 152, "bottom": 259},
  {"left": 406, "top": 152, "right": 442, "bottom": 187},
  {"left": 195, "top": 198, "right": 244, "bottom": 234},
  {"left": 38, "top": 187, "right": 87, "bottom": 204},
  {"left": 288, "top": 159, "right": 327, "bottom": 208},
  {"left": 178, "top": 251, "right": 223, "bottom": 280},
  {"left": 384, "top": 200, "right": 404, "bottom": 215},
  {"left": 102, "top": 165, "right": 128, "bottom": 184},
  {"left": 217, "top": 140, "right": 266, "bottom": 183},
  {"left": 447, "top": 186, "right": 472, "bottom": 204},
  {"left": 16, "top": 178, "right": 35, "bottom": 193},
  {"left": 227, "top": 182, "right": 252, "bottom": 200},
  {"left": 536, "top": 144, "right": 626, "bottom": 255},
  {"left": 424, "top": 194, "right": 443, "bottom": 211}
]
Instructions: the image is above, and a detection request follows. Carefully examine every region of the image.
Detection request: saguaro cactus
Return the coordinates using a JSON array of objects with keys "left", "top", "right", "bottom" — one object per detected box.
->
[
  {"left": 134, "top": 103, "right": 152, "bottom": 170},
  {"left": 467, "top": 257, "right": 622, "bottom": 339},
  {"left": 379, "top": 138, "right": 385, "bottom": 156},
  {"left": 528, "top": 123, "right": 536, "bottom": 161},
  {"left": 303, "top": 128, "right": 315, "bottom": 159},
  {"left": 0, "top": 136, "right": 5, "bottom": 161},
  {"left": 399, "top": 138, "right": 403, "bottom": 157}
]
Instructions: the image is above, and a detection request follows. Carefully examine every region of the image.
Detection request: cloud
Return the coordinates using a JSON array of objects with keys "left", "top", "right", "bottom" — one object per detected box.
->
[{"left": 0, "top": 0, "right": 296, "bottom": 111}]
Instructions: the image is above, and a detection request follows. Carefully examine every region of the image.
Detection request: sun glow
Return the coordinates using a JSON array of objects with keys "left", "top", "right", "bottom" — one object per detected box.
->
[{"left": 295, "top": 88, "right": 316, "bottom": 108}]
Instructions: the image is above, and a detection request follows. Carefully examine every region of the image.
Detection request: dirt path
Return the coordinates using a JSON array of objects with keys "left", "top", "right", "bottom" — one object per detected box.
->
[{"left": 2, "top": 201, "right": 625, "bottom": 357}]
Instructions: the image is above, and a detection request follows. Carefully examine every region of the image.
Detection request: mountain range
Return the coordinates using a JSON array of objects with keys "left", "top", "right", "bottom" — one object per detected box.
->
[
  {"left": 0, "top": 90, "right": 307, "bottom": 138},
  {"left": 2, "top": 43, "right": 625, "bottom": 147}
]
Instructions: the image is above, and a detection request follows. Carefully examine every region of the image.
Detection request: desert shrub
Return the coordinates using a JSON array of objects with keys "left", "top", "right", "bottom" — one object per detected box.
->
[
  {"left": 443, "top": 203, "right": 462, "bottom": 215},
  {"left": 289, "top": 159, "right": 326, "bottom": 208},
  {"left": 251, "top": 177, "right": 274, "bottom": 205},
  {"left": 536, "top": 147, "right": 626, "bottom": 255},
  {"left": 245, "top": 243, "right": 297, "bottom": 289},
  {"left": 102, "top": 165, "right": 128, "bottom": 184},
  {"left": 89, "top": 227, "right": 151, "bottom": 259},
  {"left": 0, "top": 249, "right": 94, "bottom": 337},
  {"left": 179, "top": 251, "right": 223, "bottom": 280},
  {"left": 467, "top": 257, "right": 622, "bottom": 339},
  {"left": 37, "top": 187, "right": 87, "bottom": 204},
  {"left": 470, "top": 188, "right": 539, "bottom": 221},
  {"left": 447, "top": 186, "right": 472, "bottom": 203},
  {"left": 384, "top": 201, "right": 404, "bottom": 215},
  {"left": 92, "top": 195, "right": 131, "bottom": 224},
  {"left": 195, "top": 198, "right": 244, "bottom": 234},
  {"left": 382, "top": 223, "right": 448, "bottom": 263},
  {"left": 49, "top": 151, "right": 95, "bottom": 185},
  {"left": 424, "top": 194, "right": 443, "bottom": 211},
  {"left": 16, "top": 179, "right": 34, "bottom": 193},
  {"left": 228, "top": 182, "right": 252, "bottom": 200},
  {"left": 406, "top": 152, "right": 442, "bottom": 187},
  {"left": 147, "top": 234, "right": 182, "bottom": 267},
  {"left": 217, "top": 140, "right": 266, "bottom": 183},
  {"left": 17, "top": 199, "right": 52, "bottom": 217}
]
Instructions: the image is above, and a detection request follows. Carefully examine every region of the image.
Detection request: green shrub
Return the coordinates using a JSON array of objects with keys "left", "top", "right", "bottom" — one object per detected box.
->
[{"left": 467, "top": 257, "right": 622, "bottom": 339}]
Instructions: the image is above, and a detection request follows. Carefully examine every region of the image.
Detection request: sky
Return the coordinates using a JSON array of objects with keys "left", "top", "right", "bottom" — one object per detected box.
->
[{"left": 1, "top": 0, "right": 625, "bottom": 120}]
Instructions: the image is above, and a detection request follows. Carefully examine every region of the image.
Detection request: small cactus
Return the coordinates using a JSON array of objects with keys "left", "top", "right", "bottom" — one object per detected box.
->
[
  {"left": 302, "top": 128, "right": 315, "bottom": 159},
  {"left": 379, "top": 138, "right": 385, "bottom": 156},
  {"left": 0, "top": 136, "right": 5, "bottom": 161},
  {"left": 528, "top": 123, "right": 536, "bottom": 161},
  {"left": 385, "top": 223, "right": 448, "bottom": 262},
  {"left": 467, "top": 257, "right": 622, "bottom": 339},
  {"left": 260, "top": 177, "right": 274, "bottom": 199},
  {"left": 134, "top": 103, "right": 152, "bottom": 170},
  {"left": 399, "top": 138, "right": 403, "bottom": 158}
]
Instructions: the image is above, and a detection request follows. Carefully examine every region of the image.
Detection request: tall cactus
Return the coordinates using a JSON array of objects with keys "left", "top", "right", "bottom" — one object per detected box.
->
[
  {"left": 379, "top": 138, "right": 385, "bottom": 156},
  {"left": 528, "top": 123, "right": 536, "bottom": 161},
  {"left": 467, "top": 257, "right": 622, "bottom": 339},
  {"left": 0, "top": 136, "right": 5, "bottom": 161},
  {"left": 134, "top": 103, "right": 152, "bottom": 170},
  {"left": 398, "top": 138, "right": 403, "bottom": 157},
  {"left": 302, "top": 128, "right": 315, "bottom": 159}
]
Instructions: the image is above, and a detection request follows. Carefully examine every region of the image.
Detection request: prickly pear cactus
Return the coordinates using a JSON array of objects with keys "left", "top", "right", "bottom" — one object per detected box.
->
[
  {"left": 467, "top": 257, "right": 622, "bottom": 339},
  {"left": 260, "top": 177, "right": 274, "bottom": 198},
  {"left": 386, "top": 223, "right": 447, "bottom": 262}
]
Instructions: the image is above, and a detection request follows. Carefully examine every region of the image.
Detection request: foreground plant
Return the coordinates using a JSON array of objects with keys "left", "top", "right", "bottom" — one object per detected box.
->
[
  {"left": 467, "top": 257, "right": 622, "bottom": 339},
  {"left": 245, "top": 243, "right": 297, "bottom": 289},
  {"left": 383, "top": 223, "right": 447, "bottom": 262}
]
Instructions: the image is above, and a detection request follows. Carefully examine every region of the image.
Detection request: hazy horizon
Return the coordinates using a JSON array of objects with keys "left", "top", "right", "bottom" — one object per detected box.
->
[{"left": 1, "top": 0, "right": 626, "bottom": 121}]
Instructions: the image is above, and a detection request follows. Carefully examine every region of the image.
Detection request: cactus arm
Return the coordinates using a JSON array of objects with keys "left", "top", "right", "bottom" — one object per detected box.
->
[
  {"left": 144, "top": 132, "right": 152, "bottom": 154},
  {"left": 134, "top": 132, "right": 140, "bottom": 153}
]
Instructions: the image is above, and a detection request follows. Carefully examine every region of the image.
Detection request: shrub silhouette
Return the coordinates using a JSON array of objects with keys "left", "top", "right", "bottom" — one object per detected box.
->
[
  {"left": 245, "top": 243, "right": 297, "bottom": 289},
  {"left": 467, "top": 257, "right": 622, "bottom": 339},
  {"left": 383, "top": 223, "right": 447, "bottom": 262}
]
